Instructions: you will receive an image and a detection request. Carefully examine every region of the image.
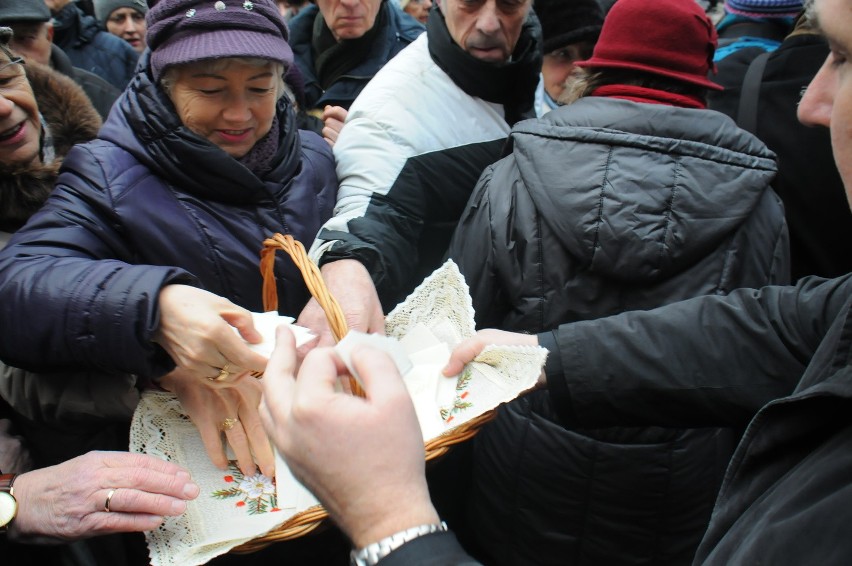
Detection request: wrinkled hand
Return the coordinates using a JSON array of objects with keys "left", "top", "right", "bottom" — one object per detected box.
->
[
  {"left": 260, "top": 327, "right": 438, "bottom": 548},
  {"left": 9, "top": 451, "right": 199, "bottom": 543},
  {"left": 296, "top": 259, "right": 385, "bottom": 349},
  {"left": 154, "top": 285, "right": 268, "bottom": 381},
  {"left": 160, "top": 368, "right": 273, "bottom": 478},
  {"left": 321, "top": 105, "right": 348, "bottom": 147},
  {"left": 0, "top": 419, "right": 33, "bottom": 474},
  {"left": 443, "top": 329, "right": 539, "bottom": 378}
]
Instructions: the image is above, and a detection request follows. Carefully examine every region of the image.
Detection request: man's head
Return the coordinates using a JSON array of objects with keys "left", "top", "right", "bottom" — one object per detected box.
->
[
  {"left": 798, "top": 0, "right": 852, "bottom": 209},
  {"left": 315, "top": 0, "right": 383, "bottom": 42},
  {"left": 94, "top": 0, "right": 148, "bottom": 53},
  {"left": 0, "top": 0, "right": 53, "bottom": 66},
  {"left": 437, "top": 0, "right": 533, "bottom": 63}
]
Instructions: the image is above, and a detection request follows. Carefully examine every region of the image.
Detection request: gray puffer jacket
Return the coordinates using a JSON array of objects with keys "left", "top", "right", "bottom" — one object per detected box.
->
[
  {"left": 451, "top": 96, "right": 789, "bottom": 331},
  {"left": 448, "top": 96, "right": 790, "bottom": 565}
]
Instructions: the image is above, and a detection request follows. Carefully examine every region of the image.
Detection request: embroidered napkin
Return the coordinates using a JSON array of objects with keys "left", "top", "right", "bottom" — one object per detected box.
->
[{"left": 130, "top": 261, "right": 547, "bottom": 565}]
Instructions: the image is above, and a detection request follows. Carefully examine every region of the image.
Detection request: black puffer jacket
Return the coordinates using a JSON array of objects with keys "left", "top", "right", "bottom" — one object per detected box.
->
[{"left": 448, "top": 96, "right": 790, "bottom": 565}]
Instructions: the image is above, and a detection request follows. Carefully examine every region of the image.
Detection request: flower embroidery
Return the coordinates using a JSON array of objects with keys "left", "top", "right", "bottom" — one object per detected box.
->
[
  {"left": 243, "top": 1, "right": 254, "bottom": 10},
  {"left": 440, "top": 368, "right": 474, "bottom": 424},
  {"left": 211, "top": 461, "right": 280, "bottom": 514}
]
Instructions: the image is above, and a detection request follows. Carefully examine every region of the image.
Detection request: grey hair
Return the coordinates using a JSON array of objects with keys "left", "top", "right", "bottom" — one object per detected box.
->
[{"left": 159, "top": 57, "right": 287, "bottom": 100}]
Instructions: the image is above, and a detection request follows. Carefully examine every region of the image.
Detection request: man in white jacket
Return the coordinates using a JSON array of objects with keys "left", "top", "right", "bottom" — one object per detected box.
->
[{"left": 298, "top": 0, "right": 542, "bottom": 341}]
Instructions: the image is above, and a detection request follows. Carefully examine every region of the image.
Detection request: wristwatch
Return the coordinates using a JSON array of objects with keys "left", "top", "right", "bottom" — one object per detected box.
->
[
  {"left": 0, "top": 473, "right": 17, "bottom": 534},
  {"left": 350, "top": 521, "right": 448, "bottom": 566}
]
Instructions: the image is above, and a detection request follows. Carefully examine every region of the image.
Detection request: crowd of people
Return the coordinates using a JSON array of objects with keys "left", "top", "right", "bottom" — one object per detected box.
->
[{"left": 0, "top": 0, "right": 850, "bottom": 565}]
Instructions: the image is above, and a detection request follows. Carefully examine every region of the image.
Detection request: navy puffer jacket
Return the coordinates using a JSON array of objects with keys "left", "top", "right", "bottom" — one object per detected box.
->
[
  {"left": 288, "top": 0, "right": 424, "bottom": 111},
  {"left": 0, "top": 56, "right": 337, "bottom": 379}
]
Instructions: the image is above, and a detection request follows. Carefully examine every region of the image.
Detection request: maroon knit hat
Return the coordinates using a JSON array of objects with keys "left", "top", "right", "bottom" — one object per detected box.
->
[
  {"left": 575, "top": 0, "right": 723, "bottom": 91},
  {"left": 146, "top": 0, "right": 293, "bottom": 82}
]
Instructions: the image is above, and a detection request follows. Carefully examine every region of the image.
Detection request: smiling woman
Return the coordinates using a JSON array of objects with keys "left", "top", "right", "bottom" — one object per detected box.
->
[
  {"left": 160, "top": 57, "right": 285, "bottom": 158},
  {"left": 0, "top": 0, "right": 338, "bottom": 518}
]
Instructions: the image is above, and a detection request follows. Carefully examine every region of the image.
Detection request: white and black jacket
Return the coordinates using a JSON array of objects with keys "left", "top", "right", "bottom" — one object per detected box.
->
[{"left": 309, "top": 11, "right": 541, "bottom": 309}]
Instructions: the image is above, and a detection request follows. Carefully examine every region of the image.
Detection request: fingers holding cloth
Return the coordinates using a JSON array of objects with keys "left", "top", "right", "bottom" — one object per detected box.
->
[{"left": 260, "top": 326, "right": 437, "bottom": 547}]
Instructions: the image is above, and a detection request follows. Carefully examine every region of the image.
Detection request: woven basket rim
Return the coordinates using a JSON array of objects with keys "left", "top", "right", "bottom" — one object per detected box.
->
[{"left": 243, "top": 234, "right": 497, "bottom": 550}]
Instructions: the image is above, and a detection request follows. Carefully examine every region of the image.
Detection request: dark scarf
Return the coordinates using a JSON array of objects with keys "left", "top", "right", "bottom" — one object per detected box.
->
[
  {"left": 591, "top": 85, "right": 706, "bottom": 109},
  {"left": 237, "top": 115, "right": 281, "bottom": 176},
  {"left": 426, "top": 7, "right": 542, "bottom": 126},
  {"left": 312, "top": 0, "right": 387, "bottom": 90}
]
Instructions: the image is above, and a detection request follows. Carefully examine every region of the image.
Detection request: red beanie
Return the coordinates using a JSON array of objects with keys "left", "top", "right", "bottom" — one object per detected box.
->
[{"left": 576, "top": 0, "right": 723, "bottom": 91}]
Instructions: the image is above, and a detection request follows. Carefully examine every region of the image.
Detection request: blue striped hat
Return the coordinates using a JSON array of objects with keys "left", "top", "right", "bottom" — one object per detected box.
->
[{"left": 724, "top": 0, "right": 802, "bottom": 18}]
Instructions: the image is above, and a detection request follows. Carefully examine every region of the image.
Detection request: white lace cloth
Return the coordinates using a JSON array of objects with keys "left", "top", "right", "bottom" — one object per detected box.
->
[{"left": 130, "top": 260, "right": 546, "bottom": 565}]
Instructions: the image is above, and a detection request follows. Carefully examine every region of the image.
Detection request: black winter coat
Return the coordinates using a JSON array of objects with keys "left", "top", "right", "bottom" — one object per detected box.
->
[
  {"left": 448, "top": 96, "right": 790, "bottom": 565},
  {"left": 288, "top": 0, "right": 424, "bottom": 112},
  {"left": 0, "top": 57, "right": 337, "bottom": 380},
  {"left": 375, "top": 274, "right": 852, "bottom": 566},
  {"left": 708, "top": 32, "right": 852, "bottom": 280},
  {"left": 52, "top": 2, "right": 139, "bottom": 91}
]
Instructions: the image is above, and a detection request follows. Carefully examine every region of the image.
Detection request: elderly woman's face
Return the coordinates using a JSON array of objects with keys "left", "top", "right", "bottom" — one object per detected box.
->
[
  {"left": 0, "top": 55, "right": 42, "bottom": 167},
  {"left": 169, "top": 59, "right": 279, "bottom": 159}
]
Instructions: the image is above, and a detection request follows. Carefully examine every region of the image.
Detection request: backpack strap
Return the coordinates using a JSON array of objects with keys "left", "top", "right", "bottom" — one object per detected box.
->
[{"left": 736, "top": 51, "right": 771, "bottom": 134}]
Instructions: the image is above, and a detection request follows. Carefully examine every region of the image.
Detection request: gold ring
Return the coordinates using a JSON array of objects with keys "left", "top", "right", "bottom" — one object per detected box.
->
[
  {"left": 104, "top": 488, "right": 117, "bottom": 513},
  {"left": 221, "top": 417, "right": 239, "bottom": 431},
  {"left": 209, "top": 363, "right": 231, "bottom": 382}
]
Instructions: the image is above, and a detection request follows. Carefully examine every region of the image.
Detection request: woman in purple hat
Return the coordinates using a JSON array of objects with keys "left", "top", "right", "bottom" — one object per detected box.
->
[{"left": 0, "top": 0, "right": 337, "bottom": 481}]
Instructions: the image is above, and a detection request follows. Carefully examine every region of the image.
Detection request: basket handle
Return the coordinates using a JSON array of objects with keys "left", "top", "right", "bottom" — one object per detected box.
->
[{"left": 260, "top": 233, "right": 364, "bottom": 397}]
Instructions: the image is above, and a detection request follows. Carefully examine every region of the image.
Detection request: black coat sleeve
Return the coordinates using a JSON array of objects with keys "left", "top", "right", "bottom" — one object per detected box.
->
[
  {"left": 547, "top": 274, "right": 852, "bottom": 429},
  {"left": 377, "top": 532, "right": 482, "bottom": 566}
]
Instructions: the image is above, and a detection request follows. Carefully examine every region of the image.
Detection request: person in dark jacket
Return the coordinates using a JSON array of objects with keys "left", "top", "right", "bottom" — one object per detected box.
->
[
  {"left": 0, "top": 1, "right": 119, "bottom": 119},
  {"left": 48, "top": 0, "right": 139, "bottom": 90},
  {"left": 709, "top": 12, "right": 852, "bottom": 280},
  {"left": 0, "top": 0, "right": 337, "bottom": 483},
  {"left": 287, "top": 0, "right": 423, "bottom": 133},
  {"left": 256, "top": 1, "right": 852, "bottom": 561},
  {"left": 0, "top": 25, "right": 185, "bottom": 565},
  {"left": 532, "top": 0, "right": 602, "bottom": 117},
  {"left": 446, "top": 0, "right": 788, "bottom": 563}
]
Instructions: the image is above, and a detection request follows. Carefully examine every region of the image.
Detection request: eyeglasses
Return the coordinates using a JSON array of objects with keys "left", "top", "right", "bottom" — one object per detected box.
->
[{"left": 0, "top": 55, "right": 24, "bottom": 74}]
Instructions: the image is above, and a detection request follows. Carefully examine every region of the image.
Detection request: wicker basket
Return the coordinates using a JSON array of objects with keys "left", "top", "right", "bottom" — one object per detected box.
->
[{"left": 233, "top": 233, "right": 497, "bottom": 552}]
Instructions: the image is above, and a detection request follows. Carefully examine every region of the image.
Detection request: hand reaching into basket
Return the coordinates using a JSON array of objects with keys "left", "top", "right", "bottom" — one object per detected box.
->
[
  {"left": 443, "top": 329, "right": 543, "bottom": 383},
  {"left": 160, "top": 368, "right": 274, "bottom": 478},
  {"left": 296, "top": 259, "right": 385, "bottom": 348},
  {"left": 259, "top": 326, "right": 440, "bottom": 549},
  {"left": 155, "top": 284, "right": 269, "bottom": 381}
]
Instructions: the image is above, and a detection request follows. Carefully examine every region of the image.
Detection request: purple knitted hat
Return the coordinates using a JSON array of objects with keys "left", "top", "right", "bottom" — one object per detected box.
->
[{"left": 146, "top": 0, "right": 293, "bottom": 82}]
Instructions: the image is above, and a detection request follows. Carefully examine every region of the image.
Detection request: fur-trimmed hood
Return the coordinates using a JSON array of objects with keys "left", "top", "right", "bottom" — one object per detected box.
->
[{"left": 0, "top": 62, "right": 101, "bottom": 232}]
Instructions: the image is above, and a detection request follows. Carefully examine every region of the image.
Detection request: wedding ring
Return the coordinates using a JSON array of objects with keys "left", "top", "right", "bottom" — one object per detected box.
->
[
  {"left": 209, "top": 363, "right": 231, "bottom": 382},
  {"left": 104, "top": 488, "right": 117, "bottom": 513},
  {"left": 221, "top": 417, "right": 239, "bottom": 431}
]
